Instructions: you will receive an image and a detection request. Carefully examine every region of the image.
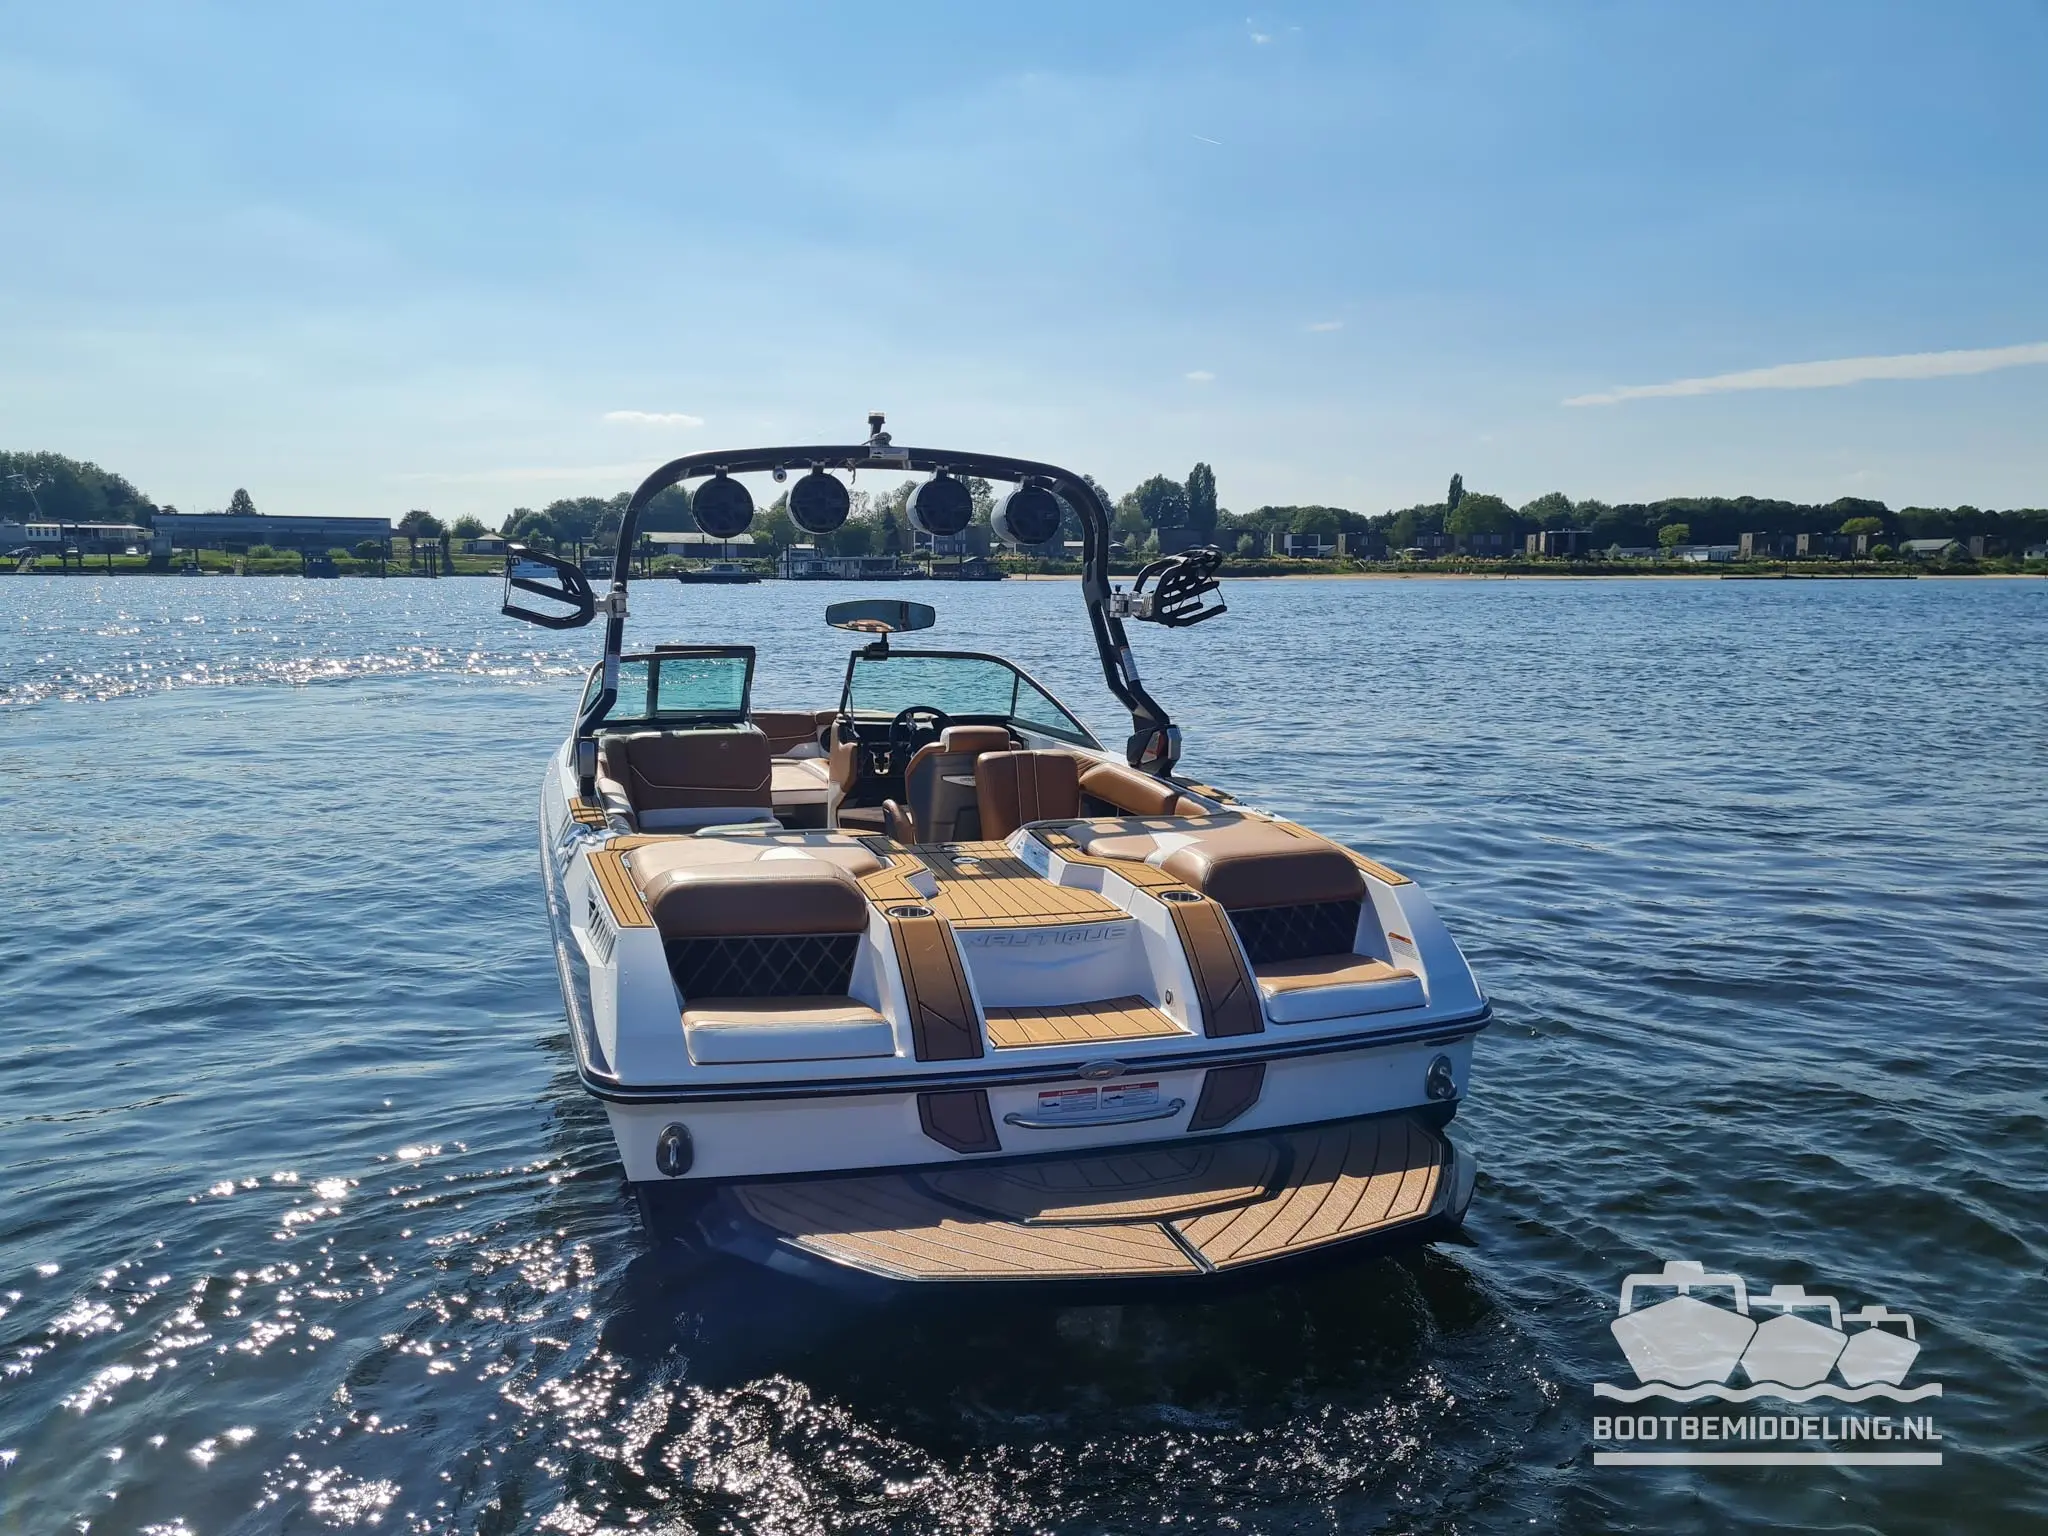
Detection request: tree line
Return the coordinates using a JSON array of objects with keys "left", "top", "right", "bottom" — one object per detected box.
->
[
  {"left": 7, "top": 449, "right": 2043, "bottom": 559},
  {"left": 1219, "top": 486, "right": 2048, "bottom": 555}
]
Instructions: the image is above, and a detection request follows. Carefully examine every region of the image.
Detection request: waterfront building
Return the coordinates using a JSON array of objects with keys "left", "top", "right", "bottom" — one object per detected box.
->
[
  {"left": 0, "top": 519, "right": 152, "bottom": 554},
  {"left": 778, "top": 546, "right": 911, "bottom": 579},
  {"left": 1455, "top": 531, "right": 1515, "bottom": 557},
  {"left": 1283, "top": 531, "right": 1338, "bottom": 557},
  {"left": 150, "top": 510, "right": 392, "bottom": 555},
  {"left": 1795, "top": 532, "right": 1862, "bottom": 558},
  {"left": 1527, "top": 528, "right": 1592, "bottom": 558},
  {"left": 652, "top": 531, "right": 757, "bottom": 562}
]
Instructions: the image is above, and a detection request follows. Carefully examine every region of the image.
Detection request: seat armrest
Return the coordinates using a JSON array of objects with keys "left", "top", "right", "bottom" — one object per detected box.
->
[
  {"left": 594, "top": 773, "right": 637, "bottom": 828},
  {"left": 881, "top": 798, "right": 918, "bottom": 844},
  {"left": 828, "top": 731, "right": 860, "bottom": 792}
]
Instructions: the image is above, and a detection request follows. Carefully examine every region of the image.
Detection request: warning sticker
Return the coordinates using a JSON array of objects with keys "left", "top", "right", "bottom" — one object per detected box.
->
[
  {"left": 1100, "top": 1080, "right": 1160, "bottom": 1112},
  {"left": 1035, "top": 1087, "right": 1099, "bottom": 1118},
  {"left": 1031, "top": 1082, "right": 1162, "bottom": 1120}
]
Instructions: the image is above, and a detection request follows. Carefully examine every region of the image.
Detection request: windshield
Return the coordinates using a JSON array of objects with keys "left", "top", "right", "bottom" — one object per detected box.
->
[
  {"left": 581, "top": 649, "right": 752, "bottom": 727},
  {"left": 841, "top": 652, "right": 1095, "bottom": 746}
]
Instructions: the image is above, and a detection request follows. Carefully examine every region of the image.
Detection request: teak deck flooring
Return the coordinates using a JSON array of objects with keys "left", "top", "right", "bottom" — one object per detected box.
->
[
  {"left": 982, "top": 994, "right": 1187, "bottom": 1050},
  {"left": 734, "top": 1175, "right": 1200, "bottom": 1278},
  {"left": 919, "top": 842, "right": 1124, "bottom": 928},
  {"left": 1029, "top": 824, "right": 1191, "bottom": 895},
  {"left": 727, "top": 1112, "right": 1448, "bottom": 1281},
  {"left": 587, "top": 848, "right": 653, "bottom": 927},
  {"left": 926, "top": 1140, "right": 1280, "bottom": 1224}
]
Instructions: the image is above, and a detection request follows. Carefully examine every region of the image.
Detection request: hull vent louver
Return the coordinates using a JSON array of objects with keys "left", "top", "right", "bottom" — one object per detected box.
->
[{"left": 587, "top": 895, "right": 618, "bottom": 966}]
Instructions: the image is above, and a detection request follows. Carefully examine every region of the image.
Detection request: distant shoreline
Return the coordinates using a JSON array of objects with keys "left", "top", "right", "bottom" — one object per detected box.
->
[{"left": 9, "top": 567, "right": 2039, "bottom": 583}]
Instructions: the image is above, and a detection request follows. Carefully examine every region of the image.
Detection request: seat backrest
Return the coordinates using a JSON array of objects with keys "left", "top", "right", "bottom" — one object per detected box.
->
[
  {"left": 751, "top": 709, "right": 835, "bottom": 758},
  {"left": 903, "top": 725, "right": 1012, "bottom": 843},
  {"left": 1063, "top": 814, "right": 1367, "bottom": 962},
  {"left": 632, "top": 859, "right": 871, "bottom": 998},
  {"left": 634, "top": 859, "right": 869, "bottom": 937},
  {"left": 824, "top": 715, "right": 861, "bottom": 794},
  {"left": 975, "top": 750, "right": 1083, "bottom": 839},
  {"left": 1078, "top": 760, "right": 1209, "bottom": 818},
  {"left": 599, "top": 726, "right": 773, "bottom": 830}
]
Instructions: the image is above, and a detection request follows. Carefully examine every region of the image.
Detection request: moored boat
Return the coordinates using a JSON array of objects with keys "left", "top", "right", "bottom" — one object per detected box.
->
[{"left": 674, "top": 562, "right": 760, "bottom": 584}]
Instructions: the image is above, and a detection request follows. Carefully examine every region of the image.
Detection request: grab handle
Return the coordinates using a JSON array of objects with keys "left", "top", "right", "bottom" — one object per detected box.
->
[{"left": 1002, "top": 1098, "right": 1186, "bottom": 1131}]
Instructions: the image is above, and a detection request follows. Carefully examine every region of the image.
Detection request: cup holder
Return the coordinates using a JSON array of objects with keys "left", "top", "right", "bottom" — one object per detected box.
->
[
  {"left": 887, "top": 904, "right": 934, "bottom": 919},
  {"left": 1160, "top": 889, "right": 1202, "bottom": 903}
]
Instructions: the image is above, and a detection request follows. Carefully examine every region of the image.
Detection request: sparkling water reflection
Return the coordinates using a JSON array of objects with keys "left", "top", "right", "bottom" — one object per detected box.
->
[{"left": 1, "top": 574, "right": 2043, "bottom": 1533}]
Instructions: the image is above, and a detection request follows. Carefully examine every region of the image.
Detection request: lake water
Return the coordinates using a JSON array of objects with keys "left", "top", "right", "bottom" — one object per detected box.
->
[{"left": 2, "top": 573, "right": 2043, "bottom": 1534}]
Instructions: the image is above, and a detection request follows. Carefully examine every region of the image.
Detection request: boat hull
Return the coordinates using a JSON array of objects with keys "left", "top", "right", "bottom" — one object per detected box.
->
[
  {"left": 537, "top": 765, "right": 1485, "bottom": 1285},
  {"left": 592, "top": 1032, "right": 1475, "bottom": 1182}
]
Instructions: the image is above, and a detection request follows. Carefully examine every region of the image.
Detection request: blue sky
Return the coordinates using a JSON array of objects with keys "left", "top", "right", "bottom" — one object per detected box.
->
[{"left": 4, "top": 2, "right": 2045, "bottom": 522}]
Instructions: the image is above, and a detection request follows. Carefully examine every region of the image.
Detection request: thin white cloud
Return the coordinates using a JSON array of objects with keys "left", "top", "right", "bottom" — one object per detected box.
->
[
  {"left": 603, "top": 409, "right": 705, "bottom": 428},
  {"left": 1185, "top": 370, "right": 1216, "bottom": 383},
  {"left": 1306, "top": 320, "right": 1343, "bottom": 333},
  {"left": 1565, "top": 341, "right": 2048, "bottom": 407},
  {"left": 1192, "top": 133, "right": 1223, "bottom": 146}
]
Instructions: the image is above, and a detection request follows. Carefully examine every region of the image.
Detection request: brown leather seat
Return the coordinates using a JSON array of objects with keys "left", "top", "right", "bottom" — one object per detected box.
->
[
  {"left": 626, "top": 831, "right": 883, "bottom": 883},
  {"left": 1155, "top": 821, "right": 1363, "bottom": 910},
  {"left": 750, "top": 709, "right": 835, "bottom": 757},
  {"left": 975, "top": 750, "right": 1083, "bottom": 838},
  {"left": 596, "top": 727, "right": 773, "bottom": 832},
  {"left": 1253, "top": 954, "right": 1425, "bottom": 1023},
  {"left": 630, "top": 859, "right": 870, "bottom": 938},
  {"left": 1078, "top": 760, "right": 1209, "bottom": 818},
  {"left": 889, "top": 725, "right": 1013, "bottom": 843},
  {"left": 1068, "top": 815, "right": 1364, "bottom": 910},
  {"left": 822, "top": 717, "right": 877, "bottom": 830},
  {"left": 682, "top": 996, "right": 894, "bottom": 1064}
]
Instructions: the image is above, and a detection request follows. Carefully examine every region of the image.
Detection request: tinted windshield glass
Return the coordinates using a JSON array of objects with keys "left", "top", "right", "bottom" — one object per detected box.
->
[
  {"left": 585, "top": 651, "right": 751, "bottom": 726},
  {"left": 1012, "top": 673, "right": 1093, "bottom": 744},
  {"left": 843, "top": 653, "right": 1093, "bottom": 745},
  {"left": 654, "top": 654, "right": 747, "bottom": 714}
]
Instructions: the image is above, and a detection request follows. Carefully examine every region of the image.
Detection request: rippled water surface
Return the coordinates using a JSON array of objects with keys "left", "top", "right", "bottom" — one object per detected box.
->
[{"left": 2, "top": 573, "right": 2044, "bottom": 1534}]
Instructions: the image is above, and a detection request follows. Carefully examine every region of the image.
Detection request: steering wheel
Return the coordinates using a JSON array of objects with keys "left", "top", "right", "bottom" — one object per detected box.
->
[{"left": 886, "top": 705, "right": 951, "bottom": 771}]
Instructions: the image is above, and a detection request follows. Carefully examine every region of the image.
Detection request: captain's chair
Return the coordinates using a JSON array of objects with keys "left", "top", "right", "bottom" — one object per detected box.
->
[
  {"left": 974, "top": 749, "right": 1083, "bottom": 838},
  {"left": 881, "top": 725, "right": 1013, "bottom": 844}
]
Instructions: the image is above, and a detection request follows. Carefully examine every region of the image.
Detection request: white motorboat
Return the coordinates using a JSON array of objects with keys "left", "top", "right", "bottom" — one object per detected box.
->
[{"left": 501, "top": 417, "right": 1490, "bottom": 1288}]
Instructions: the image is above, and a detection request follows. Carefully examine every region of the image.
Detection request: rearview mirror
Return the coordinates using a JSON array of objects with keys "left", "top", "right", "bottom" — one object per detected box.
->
[
  {"left": 501, "top": 546, "right": 597, "bottom": 630},
  {"left": 826, "top": 599, "right": 935, "bottom": 635}
]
